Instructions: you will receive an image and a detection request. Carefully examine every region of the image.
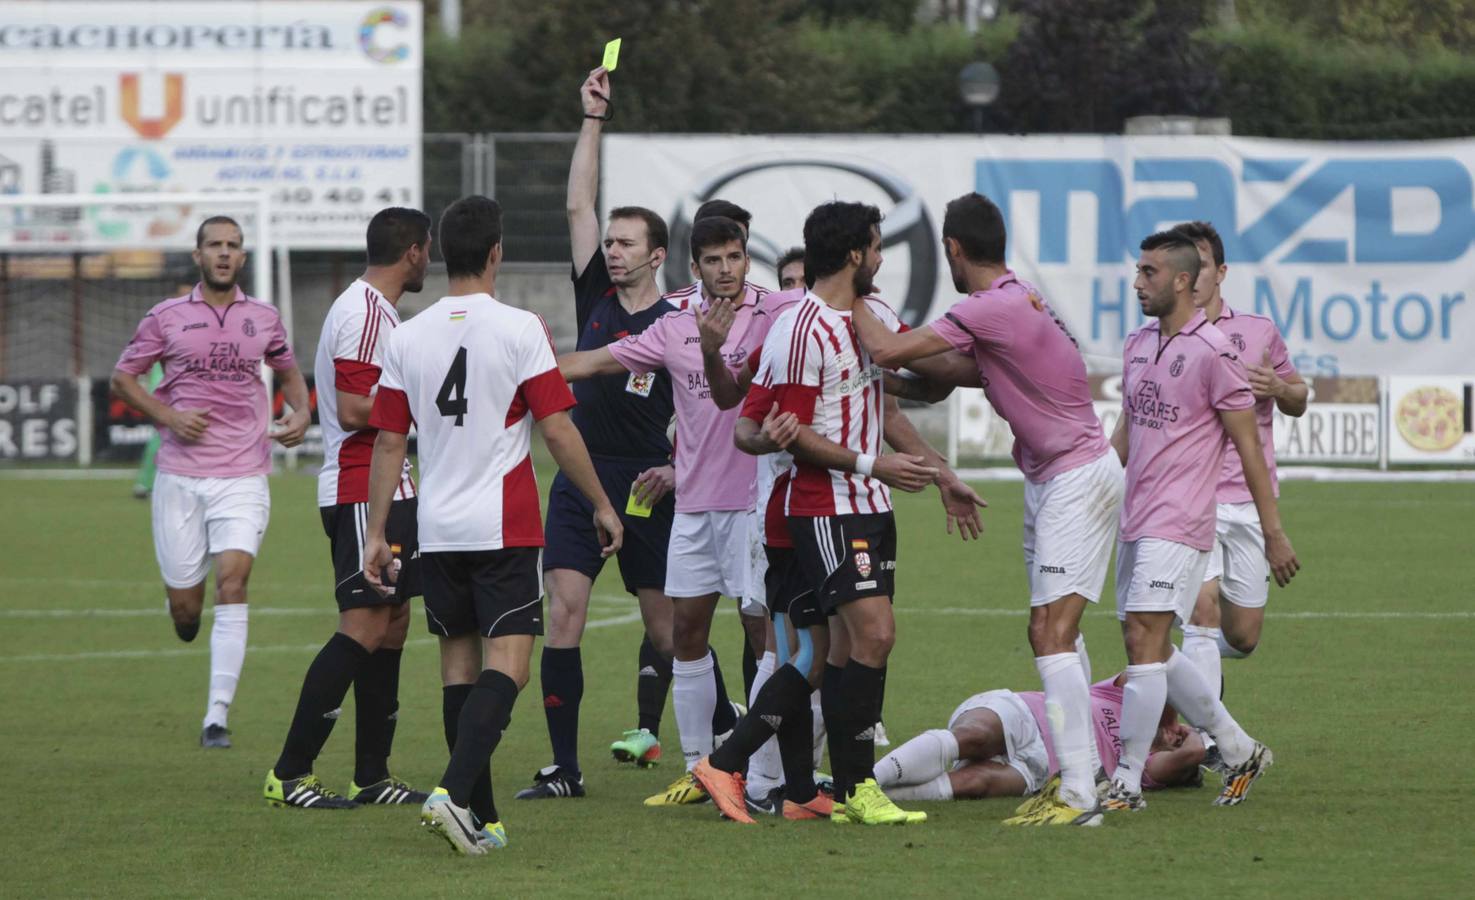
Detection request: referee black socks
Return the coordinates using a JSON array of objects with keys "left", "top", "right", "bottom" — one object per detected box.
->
[
  {"left": 541, "top": 646, "right": 584, "bottom": 776},
  {"left": 274, "top": 631, "right": 370, "bottom": 780},
  {"left": 636, "top": 635, "right": 672, "bottom": 736},
  {"left": 710, "top": 646, "right": 737, "bottom": 734},
  {"left": 441, "top": 669, "right": 520, "bottom": 823}
]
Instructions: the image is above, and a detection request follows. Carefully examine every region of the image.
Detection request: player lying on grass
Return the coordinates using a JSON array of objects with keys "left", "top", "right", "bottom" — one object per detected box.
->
[{"left": 873, "top": 673, "right": 1205, "bottom": 811}]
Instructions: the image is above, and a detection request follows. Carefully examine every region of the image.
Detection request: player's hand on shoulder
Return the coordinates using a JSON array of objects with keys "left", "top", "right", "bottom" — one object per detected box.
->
[
  {"left": 168, "top": 407, "right": 211, "bottom": 442},
  {"left": 938, "top": 472, "right": 986, "bottom": 540},
  {"left": 363, "top": 534, "right": 396, "bottom": 596},
  {"left": 271, "top": 408, "right": 310, "bottom": 448},
  {"left": 592, "top": 505, "right": 624, "bottom": 558},
  {"left": 1264, "top": 527, "right": 1299, "bottom": 587},
  {"left": 632, "top": 464, "right": 675, "bottom": 506},
  {"left": 581, "top": 67, "right": 611, "bottom": 117},
  {"left": 695, "top": 297, "right": 736, "bottom": 354},
  {"left": 873, "top": 453, "right": 938, "bottom": 493}
]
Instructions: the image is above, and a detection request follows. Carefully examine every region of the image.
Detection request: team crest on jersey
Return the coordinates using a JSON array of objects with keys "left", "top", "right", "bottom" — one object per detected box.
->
[
  {"left": 241, "top": 317, "right": 256, "bottom": 337},
  {"left": 1169, "top": 354, "right": 1186, "bottom": 377},
  {"left": 626, "top": 371, "right": 655, "bottom": 397},
  {"left": 853, "top": 551, "right": 872, "bottom": 578},
  {"left": 1229, "top": 332, "right": 1246, "bottom": 352}
]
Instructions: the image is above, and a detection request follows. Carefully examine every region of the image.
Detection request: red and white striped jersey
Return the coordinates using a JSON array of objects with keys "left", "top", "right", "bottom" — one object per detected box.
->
[
  {"left": 315, "top": 279, "right": 416, "bottom": 507},
  {"left": 368, "top": 293, "right": 575, "bottom": 553},
  {"left": 767, "top": 292, "right": 904, "bottom": 517}
]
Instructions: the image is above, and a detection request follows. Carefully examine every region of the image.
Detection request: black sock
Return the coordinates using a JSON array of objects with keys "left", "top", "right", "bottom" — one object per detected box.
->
[
  {"left": 820, "top": 662, "right": 846, "bottom": 799},
  {"left": 710, "top": 664, "right": 810, "bottom": 773},
  {"left": 352, "top": 646, "right": 402, "bottom": 786},
  {"left": 777, "top": 691, "right": 818, "bottom": 804},
  {"left": 274, "top": 632, "right": 370, "bottom": 779},
  {"left": 541, "top": 646, "right": 583, "bottom": 775},
  {"left": 710, "top": 645, "right": 737, "bottom": 734},
  {"left": 441, "top": 684, "right": 495, "bottom": 825},
  {"left": 441, "top": 670, "right": 519, "bottom": 821},
  {"left": 742, "top": 632, "right": 758, "bottom": 700},
  {"left": 636, "top": 635, "right": 672, "bottom": 736},
  {"left": 838, "top": 659, "right": 885, "bottom": 800}
]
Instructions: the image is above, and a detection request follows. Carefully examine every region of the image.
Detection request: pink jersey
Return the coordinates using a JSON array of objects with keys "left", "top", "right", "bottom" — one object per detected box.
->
[
  {"left": 607, "top": 284, "right": 769, "bottom": 514},
  {"left": 1211, "top": 305, "right": 1297, "bottom": 504},
  {"left": 767, "top": 293, "right": 903, "bottom": 517},
  {"left": 1019, "top": 678, "right": 1163, "bottom": 790},
  {"left": 1119, "top": 311, "right": 1253, "bottom": 550},
  {"left": 115, "top": 284, "right": 296, "bottom": 478},
  {"left": 929, "top": 273, "right": 1109, "bottom": 483}
]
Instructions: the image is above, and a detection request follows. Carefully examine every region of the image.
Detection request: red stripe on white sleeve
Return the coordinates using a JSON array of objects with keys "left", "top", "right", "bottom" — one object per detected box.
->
[
  {"left": 368, "top": 387, "right": 413, "bottom": 434},
  {"left": 521, "top": 367, "right": 577, "bottom": 421}
]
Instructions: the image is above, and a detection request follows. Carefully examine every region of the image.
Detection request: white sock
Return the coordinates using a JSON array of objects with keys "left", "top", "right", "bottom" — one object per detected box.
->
[
  {"left": 1165, "top": 648, "right": 1254, "bottom": 767},
  {"left": 1115, "top": 661, "right": 1166, "bottom": 795},
  {"left": 1036, "top": 653, "right": 1095, "bottom": 809},
  {"left": 1075, "top": 633, "right": 1093, "bottom": 684},
  {"left": 1217, "top": 630, "right": 1251, "bottom": 659},
  {"left": 811, "top": 689, "right": 826, "bottom": 771},
  {"left": 874, "top": 728, "right": 958, "bottom": 788},
  {"left": 882, "top": 772, "right": 953, "bottom": 801},
  {"left": 672, "top": 653, "right": 717, "bottom": 771},
  {"left": 204, "top": 604, "right": 248, "bottom": 729},
  {"left": 1182, "top": 625, "right": 1224, "bottom": 693},
  {"left": 746, "top": 652, "right": 783, "bottom": 797}
]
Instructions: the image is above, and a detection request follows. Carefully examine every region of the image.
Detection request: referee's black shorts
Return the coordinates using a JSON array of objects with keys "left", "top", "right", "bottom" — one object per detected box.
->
[{"left": 542, "top": 457, "right": 674, "bottom": 595}]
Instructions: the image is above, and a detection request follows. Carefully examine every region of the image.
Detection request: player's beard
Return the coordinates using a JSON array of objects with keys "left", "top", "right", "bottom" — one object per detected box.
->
[
  {"left": 852, "top": 261, "right": 878, "bottom": 297},
  {"left": 201, "top": 267, "right": 239, "bottom": 293},
  {"left": 1140, "top": 286, "right": 1175, "bottom": 318}
]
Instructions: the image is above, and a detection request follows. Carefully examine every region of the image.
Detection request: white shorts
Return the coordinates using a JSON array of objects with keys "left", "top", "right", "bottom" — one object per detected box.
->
[
  {"left": 152, "top": 473, "right": 270, "bottom": 589},
  {"left": 1203, "top": 502, "right": 1270, "bottom": 609},
  {"left": 664, "top": 510, "right": 751, "bottom": 600},
  {"left": 1023, "top": 451, "right": 1124, "bottom": 606},
  {"left": 947, "top": 689, "right": 1049, "bottom": 794},
  {"left": 1115, "top": 538, "right": 1210, "bottom": 624},
  {"left": 740, "top": 510, "right": 768, "bottom": 616}
]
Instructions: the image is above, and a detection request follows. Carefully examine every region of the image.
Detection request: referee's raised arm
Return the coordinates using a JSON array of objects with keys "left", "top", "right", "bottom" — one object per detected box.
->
[{"left": 568, "top": 66, "right": 611, "bottom": 279}]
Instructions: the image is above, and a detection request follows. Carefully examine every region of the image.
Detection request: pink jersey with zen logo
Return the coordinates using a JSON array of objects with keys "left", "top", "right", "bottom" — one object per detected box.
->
[
  {"left": 115, "top": 285, "right": 296, "bottom": 478},
  {"left": 928, "top": 272, "right": 1109, "bottom": 483},
  {"left": 1211, "top": 305, "right": 1298, "bottom": 505},
  {"left": 607, "top": 284, "right": 769, "bottom": 514},
  {"left": 1119, "top": 311, "right": 1252, "bottom": 551}
]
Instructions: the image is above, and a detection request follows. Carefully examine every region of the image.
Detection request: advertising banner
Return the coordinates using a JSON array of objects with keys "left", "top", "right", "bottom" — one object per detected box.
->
[
  {"left": 1273, "top": 376, "right": 1381, "bottom": 464},
  {"left": 0, "top": 1, "right": 422, "bottom": 250},
  {"left": 606, "top": 134, "right": 1474, "bottom": 378},
  {"left": 1387, "top": 376, "right": 1475, "bottom": 463},
  {"left": 0, "top": 380, "right": 80, "bottom": 461}
]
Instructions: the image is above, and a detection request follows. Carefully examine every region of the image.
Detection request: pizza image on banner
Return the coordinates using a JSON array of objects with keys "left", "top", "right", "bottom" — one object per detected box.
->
[{"left": 1387, "top": 376, "right": 1475, "bottom": 462}]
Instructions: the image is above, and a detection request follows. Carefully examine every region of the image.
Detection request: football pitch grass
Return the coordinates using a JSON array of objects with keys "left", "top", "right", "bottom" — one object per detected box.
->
[{"left": 3, "top": 473, "right": 1472, "bottom": 897}]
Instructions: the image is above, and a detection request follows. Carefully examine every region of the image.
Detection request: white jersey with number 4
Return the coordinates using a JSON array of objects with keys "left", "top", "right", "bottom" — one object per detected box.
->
[{"left": 368, "top": 292, "right": 575, "bottom": 552}]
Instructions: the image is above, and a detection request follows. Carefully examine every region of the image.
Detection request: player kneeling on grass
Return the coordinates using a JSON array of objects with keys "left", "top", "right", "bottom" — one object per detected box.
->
[
  {"left": 362, "top": 196, "right": 623, "bottom": 855},
  {"left": 874, "top": 674, "right": 1205, "bottom": 812}
]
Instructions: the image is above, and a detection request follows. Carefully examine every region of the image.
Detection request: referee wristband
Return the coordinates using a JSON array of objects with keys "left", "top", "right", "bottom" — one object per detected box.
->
[{"left": 854, "top": 453, "right": 876, "bottom": 477}]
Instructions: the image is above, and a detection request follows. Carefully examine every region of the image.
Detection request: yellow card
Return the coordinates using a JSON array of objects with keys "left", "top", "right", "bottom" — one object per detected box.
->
[
  {"left": 625, "top": 485, "right": 653, "bottom": 518},
  {"left": 602, "top": 37, "right": 622, "bottom": 72}
]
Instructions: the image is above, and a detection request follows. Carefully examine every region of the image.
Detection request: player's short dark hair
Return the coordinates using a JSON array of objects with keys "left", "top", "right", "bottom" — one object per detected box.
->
[
  {"left": 608, "top": 206, "right": 669, "bottom": 253},
  {"left": 438, "top": 195, "right": 504, "bottom": 279},
  {"left": 776, "top": 246, "right": 805, "bottom": 276},
  {"left": 942, "top": 192, "right": 1007, "bottom": 265},
  {"left": 366, "top": 207, "right": 432, "bottom": 266},
  {"left": 694, "top": 199, "right": 751, "bottom": 231},
  {"left": 195, "top": 215, "right": 242, "bottom": 248},
  {"left": 1140, "top": 229, "right": 1202, "bottom": 283},
  {"left": 1172, "top": 220, "right": 1225, "bottom": 268},
  {"left": 689, "top": 216, "right": 746, "bottom": 258},
  {"left": 803, "top": 201, "right": 883, "bottom": 281}
]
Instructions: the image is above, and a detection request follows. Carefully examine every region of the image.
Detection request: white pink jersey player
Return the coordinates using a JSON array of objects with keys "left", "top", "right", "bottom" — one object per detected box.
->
[
  {"left": 314, "top": 279, "right": 416, "bottom": 507},
  {"left": 115, "top": 284, "right": 296, "bottom": 477},
  {"left": 1119, "top": 310, "right": 1253, "bottom": 551}
]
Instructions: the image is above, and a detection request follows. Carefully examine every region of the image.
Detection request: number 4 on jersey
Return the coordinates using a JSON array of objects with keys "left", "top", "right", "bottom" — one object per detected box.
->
[{"left": 436, "top": 347, "right": 469, "bottom": 425}]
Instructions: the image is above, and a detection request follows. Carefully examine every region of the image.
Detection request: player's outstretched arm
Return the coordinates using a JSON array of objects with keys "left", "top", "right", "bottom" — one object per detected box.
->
[
  {"left": 788, "top": 423, "right": 936, "bottom": 493},
  {"left": 271, "top": 365, "right": 311, "bottom": 447},
  {"left": 539, "top": 410, "right": 623, "bottom": 556},
  {"left": 882, "top": 394, "right": 985, "bottom": 539},
  {"left": 568, "top": 67, "right": 610, "bottom": 277},
  {"left": 1220, "top": 406, "right": 1299, "bottom": 587},
  {"left": 557, "top": 347, "right": 628, "bottom": 383},
  {"left": 363, "top": 429, "right": 409, "bottom": 594},
  {"left": 852, "top": 301, "right": 954, "bottom": 370},
  {"left": 110, "top": 367, "right": 210, "bottom": 442}
]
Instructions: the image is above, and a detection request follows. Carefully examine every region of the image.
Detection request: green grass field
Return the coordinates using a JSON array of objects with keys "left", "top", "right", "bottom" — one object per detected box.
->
[{"left": 4, "top": 472, "right": 1474, "bottom": 897}]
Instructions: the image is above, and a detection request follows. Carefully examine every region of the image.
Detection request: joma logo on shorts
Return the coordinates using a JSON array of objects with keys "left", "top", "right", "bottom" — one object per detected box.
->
[
  {"left": 1148, "top": 579, "right": 1175, "bottom": 589},
  {"left": 1038, "top": 564, "right": 1066, "bottom": 574}
]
